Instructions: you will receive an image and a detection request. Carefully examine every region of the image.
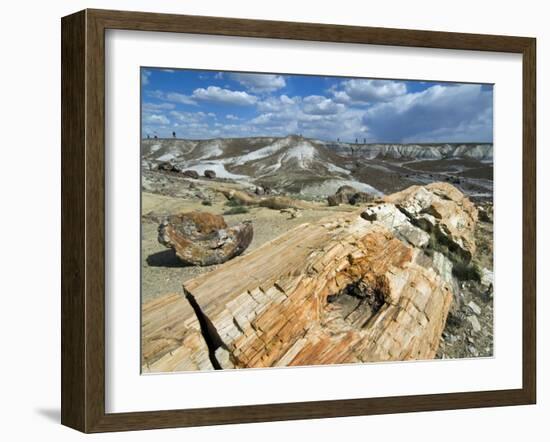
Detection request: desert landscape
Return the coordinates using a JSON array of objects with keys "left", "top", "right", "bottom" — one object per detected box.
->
[{"left": 140, "top": 135, "right": 494, "bottom": 372}]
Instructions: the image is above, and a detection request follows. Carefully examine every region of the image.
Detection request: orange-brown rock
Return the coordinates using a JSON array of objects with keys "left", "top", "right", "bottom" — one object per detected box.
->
[{"left": 158, "top": 212, "right": 253, "bottom": 266}]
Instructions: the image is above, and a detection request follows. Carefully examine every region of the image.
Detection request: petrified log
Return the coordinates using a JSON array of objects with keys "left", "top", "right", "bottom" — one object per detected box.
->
[
  {"left": 143, "top": 183, "right": 473, "bottom": 372},
  {"left": 220, "top": 189, "right": 259, "bottom": 206},
  {"left": 141, "top": 293, "right": 213, "bottom": 372},
  {"left": 258, "top": 196, "right": 314, "bottom": 210},
  {"left": 183, "top": 216, "right": 453, "bottom": 369},
  {"left": 158, "top": 212, "right": 253, "bottom": 266},
  {"left": 219, "top": 189, "right": 316, "bottom": 210}
]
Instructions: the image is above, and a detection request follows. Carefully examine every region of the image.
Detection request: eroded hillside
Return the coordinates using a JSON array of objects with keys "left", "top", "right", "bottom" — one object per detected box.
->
[{"left": 141, "top": 136, "right": 493, "bottom": 199}]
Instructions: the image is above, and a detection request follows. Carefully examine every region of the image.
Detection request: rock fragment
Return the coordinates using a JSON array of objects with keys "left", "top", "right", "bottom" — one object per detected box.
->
[
  {"left": 327, "top": 185, "right": 375, "bottom": 206},
  {"left": 158, "top": 212, "right": 253, "bottom": 266},
  {"left": 362, "top": 203, "right": 430, "bottom": 247},
  {"left": 467, "top": 301, "right": 482, "bottom": 315},
  {"left": 280, "top": 208, "right": 302, "bottom": 219},
  {"left": 384, "top": 182, "right": 478, "bottom": 261},
  {"left": 467, "top": 315, "right": 482, "bottom": 333},
  {"left": 158, "top": 162, "right": 180, "bottom": 172},
  {"left": 480, "top": 268, "right": 494, "bottom": 295},
  {"left": 183, "top": 170, "right": 200, "bottom": 179}
]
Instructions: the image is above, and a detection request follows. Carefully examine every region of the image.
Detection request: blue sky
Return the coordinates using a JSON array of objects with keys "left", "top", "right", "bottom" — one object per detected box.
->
[{"left": 141, "top": 68, "right": 493, "bottom": 143}]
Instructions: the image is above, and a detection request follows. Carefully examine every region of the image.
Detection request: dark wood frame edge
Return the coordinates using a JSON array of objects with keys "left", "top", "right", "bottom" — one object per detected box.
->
[{"left": 61, "top": 8, "right": 537, "bottom": 433}]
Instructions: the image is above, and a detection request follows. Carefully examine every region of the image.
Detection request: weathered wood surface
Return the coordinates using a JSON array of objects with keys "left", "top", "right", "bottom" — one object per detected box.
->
[
  {"left": 384, "top": 182, "right": 478, "bottom": 260},
  {"left": 185, "top": 216, "right": 453, "bottom": 369},
  {"left": 142, "top": 183, "right": 473, "bottom": 372},
  {"left": 141, "top": 293, "right": 213, "bottom": 372}
]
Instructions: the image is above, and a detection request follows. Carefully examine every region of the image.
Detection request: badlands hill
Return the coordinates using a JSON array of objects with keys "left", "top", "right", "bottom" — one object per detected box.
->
[
  {"left": 141, "top": 135, "right": 493, "bottom": 198},
  {"left": 325, "top": 141, "right": 493, "bottom": 161}
]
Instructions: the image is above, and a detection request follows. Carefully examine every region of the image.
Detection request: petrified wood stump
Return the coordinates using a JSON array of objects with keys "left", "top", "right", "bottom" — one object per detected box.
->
[{"left": 158, "top": 212, "right": 253, "bottom": 266}]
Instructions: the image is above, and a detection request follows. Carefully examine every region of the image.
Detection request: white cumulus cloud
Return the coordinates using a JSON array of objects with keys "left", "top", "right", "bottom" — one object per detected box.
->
[
  {"left": 333, "top": 79, "right": 407, "bottom": 104},
  {"left": 165, "top": 92, "right": 196, "bottom": 105},
  {"left": 302, "top": 95, "right": 345, "bottom": 115},
  {"left": 142, "top": 102, "right": 175, "bottom": 111},
  {"left": 230, "top": 73, "right": 286, "bottom": 93},
  {"left": 143, "top": 113, "right": 170, "bottom": 125},
  {"left": 191, "top": 86, "right": 258, "bottom": 106}
]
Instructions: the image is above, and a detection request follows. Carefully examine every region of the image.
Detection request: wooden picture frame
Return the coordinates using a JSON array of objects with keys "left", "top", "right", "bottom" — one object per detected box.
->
[{"left": 61, "top": 8, "right": 536, "bottom": 433}]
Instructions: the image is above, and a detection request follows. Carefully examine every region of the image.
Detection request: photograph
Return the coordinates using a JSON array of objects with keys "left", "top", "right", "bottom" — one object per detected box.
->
[{"left": 140, "top": 68, "right": 494, "bottom": 373}]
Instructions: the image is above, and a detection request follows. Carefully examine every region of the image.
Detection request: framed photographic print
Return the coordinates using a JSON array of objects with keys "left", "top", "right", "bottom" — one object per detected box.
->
[{"left": 61, "top": 9, "right": 536, "bottom": 433}]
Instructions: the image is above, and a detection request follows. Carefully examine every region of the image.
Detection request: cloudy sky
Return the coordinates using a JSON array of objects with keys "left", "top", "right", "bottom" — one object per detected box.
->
[{"left": 141, "top": 68, "right": 493, "bottom": 143}]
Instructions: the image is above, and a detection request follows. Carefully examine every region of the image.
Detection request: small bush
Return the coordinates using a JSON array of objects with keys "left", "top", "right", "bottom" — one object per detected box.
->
[
  {"left": 425, "top": 231, "right": 481, "bottom": 282},
  {"left": 201, "top": 200, "right": 213, "bottom": 206},
  {"left": 225, "top": 199, "right": 241, "bottom": 207},
  {"left": 452, "top": 260, "right": 481, "bottom": 282},
  {"left": 425, "top": 232, "right": 446, "bottom": 258},
  {"left": 223, "top": 206, "right": 249, "bottom": 215}
]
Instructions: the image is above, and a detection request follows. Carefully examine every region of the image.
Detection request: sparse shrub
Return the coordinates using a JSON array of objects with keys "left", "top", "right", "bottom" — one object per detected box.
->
[
  {"left": 223, "top": 206, "right": 250, "bottom": 215},
  {"left": 425, "top": 231, "right": 481, "bottom": 282},
  {"left": 201, "top": 200, "right": 213, "bottom": 206},
  {"left": 425, "top": 231, "right": 449, "bottom": 256},
  {"left": 452, "top": 259, "right": 481, "bottom": 282},
  {"left": 225, "top": 199, "right": 241, "bottom": 207}
]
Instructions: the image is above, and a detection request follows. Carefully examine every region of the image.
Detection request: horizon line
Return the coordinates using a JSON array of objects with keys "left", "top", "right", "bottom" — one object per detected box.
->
[{"left": 141, "top": 135, "right": 493, "bottom": 145}]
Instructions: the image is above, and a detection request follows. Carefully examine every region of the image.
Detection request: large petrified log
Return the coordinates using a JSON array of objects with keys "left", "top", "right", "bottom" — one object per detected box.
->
[
  {"left": 141, "top": 293, "right": 213, "bottom": 372},
  {"left": 184, "top": 218, "right": 453, "bottom": 369},
  {"left": 143, "top": 183, "right": 474, "bottom": 372},
  {"left": 158, "top": 212, "right": 253, "bottom": 266}
]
